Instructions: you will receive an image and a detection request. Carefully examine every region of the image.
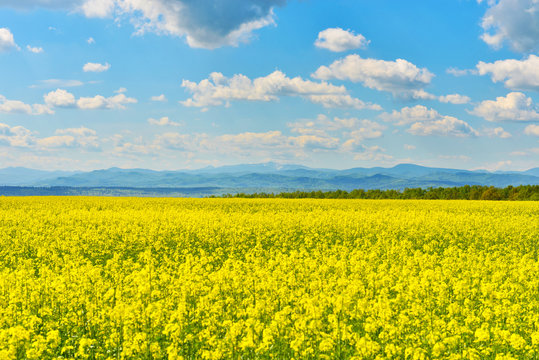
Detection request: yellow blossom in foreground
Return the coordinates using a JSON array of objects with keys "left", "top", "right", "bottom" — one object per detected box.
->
[{"left": 0, "top": 197, "right": 537, "bottom": 359}]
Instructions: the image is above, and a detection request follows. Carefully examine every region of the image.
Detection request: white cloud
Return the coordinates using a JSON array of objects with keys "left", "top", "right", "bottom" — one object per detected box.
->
[
  {"left": 154, "top": 132, "right": 196, "bottom": 151},
  {"left": 44, "top": 89, "right": 76, "bottom": 107},
  {"left": 404, "top": 144, "right": 416, "bottom": 150},
  {"left": 0, "top": 28, "right": 17, "bottom": 52},
  {"left": 345, "top": 119, "right": 386, "bottom": 140},
  {"left": 200, "top": 130, "right": 341, "bottom": 157},
  {"left": 1, "top": 122, "right": 99, "bottom": 151},
  {"left": 307, "top": 94, "right": 381, "bottom": 110},
  {"left": 148, "top": 116, "right": 181, "bottom": 126},
  {"left": 381, "top": 105, "right": 478, "bottom": 137},
  {"left": 83, "top": 62, "right": 111, "bottom": 72},
  {"left": 292, "top": 134, "right": 340, "bottom": 150},
  {"left": 524, "top": 124, "right": 539, "bottom": 136},
  {"left": 113, "top": 140, "right": 159, "bottom": 155},
  {"left": 114, "top": 0, "right": 287, "bottom": 49},
  {"left": 411, "top": 90, "right": 437, "bottom": 101},
  {"left": 42, "top": 89, "right": 137, "bottom": 110},
  {"left": 151, "top": 94, "right": 167, "bottom": 102},
  {"left": 81, "top": 0, "right": 115, "bottom": 18},
  {"left": 477, "top": 55, "right": 539, "bottom": 91},
  {"left": 439, "top": 94, "right": 471, "bottom": 104},
  {"left": 408, "top": 117, "right": 478, "bottom": 137},
  {"left": 181, "top": 70, "right": 349, "bottom": 108},
  {"left": 470, "top": 92, "right": 539, "bottom": 122},
  {"left": 314, "top": 28, "right": 369, "bottom": 52},
  {"left": 37, "top": 127, "right": 99, "bottom": 149},
  {"left": 2, "top": 1, "right": 289, "bottom": 49},
  {"left": 407, "top": 89, "right": 471, "bottom": 105},
  {"left": 36, "top": 135, "right": 78, "bottom": 148},
  {"left": 483, "top": 127, "right": 512, "bottom": 138},
  {"left": 0, "top": 95, "right": 53, "bottom": 115},
  {"left": 480, "top": 0, "right": 539, "bottom": 52},
  {"left": 312, "top": 54, "right": 434, "bottom": 98},
  {"left": 380, "top": 105, "right": 440, "bottom": 125},
  {"left": 0, "top": 123, "right": 33, "bottom": 147},
  {"left": 114, "top": 87, "right": 127, "bottom": 94},
  {"left": 87, "top": 37, "right": 95, "bottom": 44},
  {"left": 77, "top": 93, "right": 137, "bottom": 110},
  {"left": 341, "top": 120, "right": 386, "bottom": 152},
  {"left": 26, "top": 45, "right": 43, "bottom": 53}
]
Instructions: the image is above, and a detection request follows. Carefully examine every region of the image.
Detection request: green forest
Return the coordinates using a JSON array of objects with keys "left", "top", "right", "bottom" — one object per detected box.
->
[{"left": 223, "top": 185, "right": 539, "bottom": 200}]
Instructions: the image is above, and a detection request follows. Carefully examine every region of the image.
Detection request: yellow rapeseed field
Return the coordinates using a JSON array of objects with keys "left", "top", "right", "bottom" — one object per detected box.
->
[{"left": 0, "top": 197, "right": 538, "bottom": 359}]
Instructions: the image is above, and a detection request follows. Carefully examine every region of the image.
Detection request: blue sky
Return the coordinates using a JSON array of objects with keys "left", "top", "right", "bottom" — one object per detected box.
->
[{"left": 0, "top": 0, "right": 538, "bottom": 171}]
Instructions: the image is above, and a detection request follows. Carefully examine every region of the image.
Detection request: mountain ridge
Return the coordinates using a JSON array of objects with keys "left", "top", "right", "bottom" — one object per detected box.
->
[{"left": 1, "top": 163, "right": 537, "bottom": 194}]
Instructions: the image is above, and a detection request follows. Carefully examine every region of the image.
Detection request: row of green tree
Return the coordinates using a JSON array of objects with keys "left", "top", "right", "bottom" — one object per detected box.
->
[{"left": 222, "top": 185, "right": 539, "bottom": 200}]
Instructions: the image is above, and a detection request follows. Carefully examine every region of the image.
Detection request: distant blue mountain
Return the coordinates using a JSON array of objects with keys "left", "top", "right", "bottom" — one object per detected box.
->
[
  {"left": 0, "top": 167, "right": 80, "bottom": 186},
  {"left": 0, "top": 163, "right": 537, "bottom": 193}
]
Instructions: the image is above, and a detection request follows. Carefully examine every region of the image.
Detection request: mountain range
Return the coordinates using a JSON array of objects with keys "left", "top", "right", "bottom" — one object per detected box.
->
[{"left": 0, "top": 163, "right": 537, "bottom": 196}]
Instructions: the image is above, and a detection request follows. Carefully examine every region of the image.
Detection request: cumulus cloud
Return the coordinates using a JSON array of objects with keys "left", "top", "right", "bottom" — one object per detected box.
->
[
  {"left": 312, "top": 54, "right": 434, "bottom": 98},
  {"left": 0, "top": 95, "right": 53, "bottom": 115},
  {"left": 345, "top": 119, "right": 386, "bottom": 140},
  {"left": 1, "top": 122, "right": 100, "bottom": 150},
  {"left": 379, "top": 105, "right": 440, "bottom": 125},
  {"left": 217, "top": 131, "right": 339, "bottom": 152},
  {"left": 43, "top": 89, "right": 137, "bottom": 110},
  {"left": 408, "top": 117, "right": 478, "bottom": 137},
  {"left": 307, "top": 94, "right": 381, "bottom": 110},
  {"left": 151, "top": 94, "right": 167, "bottom": 102},
  {"left": 83, "top": 62, "right": 111, "bottom": 72},
  {"left": 381, "top": 105, "right": 478, "bottom": 137},
  {"left": 470, "top": 92, "right": 539, "bottom": 122},
  {"left": 37, "top": 127, "right": 99, "bottom": 149},
  {"left": 0, "top": 28, "right": 18, "bottom": 52},
  {"left": 80, "top": 0, "right": 115, "bottom": 18},
  {"left": 480, "top": 0, "right": 539, "bottom": 52},
  {"left": 477, "top": 55, "right": 539, "bottom": 91},
  {"left": 87, "top": 37, "right": 95, "bottom": 44},
  {"left": 0, "top": 123, "right": 33, "bottom": 147},
  {"left": 148, "top": 116, "right": 181, "bottom": 126},
  {"left": 407, "top": 89, "right": 471, "bottom": 105},
  {"left": 181, "top": 70, "right": 361, "bottom": 109},
  {"left": 77, "top": 93, "right": 137, "bottom": 110},
  {"left": 524, "top": 124, "right": 539, "bottom": 136},
  {"left": 314, "top": 28, "right": 369, "bottom": 52},
  {"left": 44, "top": 89, "right": 76, "bottom": 107},
  {"left": 289, "top": 115, "right": 385, "bottom": 139},
  {"left": 153, "top": 132, "right": 196, "bottom": 151},
  {"left": 341, "top": 120, "right": 386, "bottom": 152},
  {"left": 26, "top": 45, "right": 43, "bottom": 53},
  {"left": 2, "top": 0, "right": 288, "bottom": 49},
  {"left": 483, "top": 127, "right": 512, "bottom": 138},
  {"left": 439, "top": 94, "right": 471, "bottom": 104}
]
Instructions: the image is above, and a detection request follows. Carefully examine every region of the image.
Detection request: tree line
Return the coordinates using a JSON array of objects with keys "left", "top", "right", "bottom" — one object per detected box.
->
[{"left": 222, "top": 185, "right": 539, "bottom": 200}]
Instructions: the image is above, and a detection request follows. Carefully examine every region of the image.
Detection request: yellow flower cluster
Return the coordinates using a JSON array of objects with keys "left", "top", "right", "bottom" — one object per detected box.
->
[{"left": 0, "top": 197, "right": 538, "bottom": 359}]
